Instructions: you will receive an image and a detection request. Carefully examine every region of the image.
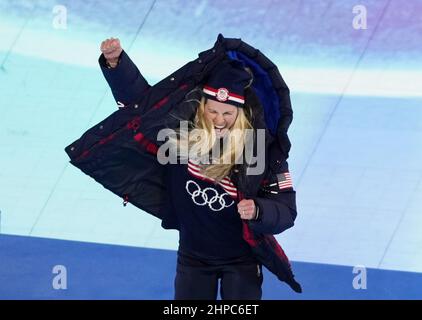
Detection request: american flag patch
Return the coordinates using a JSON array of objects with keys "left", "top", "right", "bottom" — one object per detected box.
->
[
  {"left": 276, "top": 172, "right": 293, "bottom": 190},
  {"left": 260, "top": 172, "right": 293, "bottom": 194}
]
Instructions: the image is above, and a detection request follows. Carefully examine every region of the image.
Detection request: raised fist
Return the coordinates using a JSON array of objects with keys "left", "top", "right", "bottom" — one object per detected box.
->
[{"left": 100, "top": 37, "right": 122, "bottom": 67}]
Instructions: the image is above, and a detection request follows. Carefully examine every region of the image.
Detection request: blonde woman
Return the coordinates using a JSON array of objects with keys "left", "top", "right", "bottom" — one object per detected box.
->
[{"left": 67, "top": 36, "right": 301, "bottom": 300}]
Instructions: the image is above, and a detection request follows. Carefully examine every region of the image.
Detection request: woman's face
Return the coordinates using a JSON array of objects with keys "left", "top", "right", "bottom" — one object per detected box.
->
[{"left": 204, "top": 99, "right": 238, "bottom": 138}]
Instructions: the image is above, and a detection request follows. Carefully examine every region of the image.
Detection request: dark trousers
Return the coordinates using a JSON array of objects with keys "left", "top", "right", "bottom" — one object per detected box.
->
[{"left": 174, "top": 255, "right": 263, "bottom": 300}]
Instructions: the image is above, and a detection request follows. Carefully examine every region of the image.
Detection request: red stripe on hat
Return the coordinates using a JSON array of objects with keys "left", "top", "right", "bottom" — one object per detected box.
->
[{"left": 203, "top": 85, "right": 244, "bottom": 101}]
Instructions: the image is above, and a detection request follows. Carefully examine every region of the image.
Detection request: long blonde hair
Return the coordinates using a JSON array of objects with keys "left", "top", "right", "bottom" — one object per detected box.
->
[{"left": 171, "top": 91, "right": 254, "bottom": 183}]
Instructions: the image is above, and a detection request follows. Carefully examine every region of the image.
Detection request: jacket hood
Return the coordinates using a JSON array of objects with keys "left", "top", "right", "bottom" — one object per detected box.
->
[{"left": 212, "top": 33, "right": 293, "bottom": 159}]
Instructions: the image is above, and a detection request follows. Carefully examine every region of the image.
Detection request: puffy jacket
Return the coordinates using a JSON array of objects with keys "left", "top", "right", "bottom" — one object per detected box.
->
[{"left": 64, "top": 34, "right": 301, "bottom": 293}]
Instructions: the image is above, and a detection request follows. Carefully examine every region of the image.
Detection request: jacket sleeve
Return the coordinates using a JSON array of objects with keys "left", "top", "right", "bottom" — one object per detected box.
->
[
  {"left": 248, "top": 154, "right": 297, "bottom": 235},
  {"left": 98, "top": 50, "right": 151, "bottom": 105}
]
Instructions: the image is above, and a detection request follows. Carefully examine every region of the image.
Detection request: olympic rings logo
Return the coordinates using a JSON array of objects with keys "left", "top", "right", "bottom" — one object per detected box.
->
[{"left": 185, "top": 180, "right": 235, "bottom": 211}]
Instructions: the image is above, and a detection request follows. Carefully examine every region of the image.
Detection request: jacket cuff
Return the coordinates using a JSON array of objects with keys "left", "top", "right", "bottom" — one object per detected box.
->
[
  {"left": 98, "top": 50, "right": 150, "bottom": 104},
  {"left": 248, "top": 196, "right": 294, "bottom": 235},
  {"left": 99, "top": 51, "right": 122, "bottom": 69}
]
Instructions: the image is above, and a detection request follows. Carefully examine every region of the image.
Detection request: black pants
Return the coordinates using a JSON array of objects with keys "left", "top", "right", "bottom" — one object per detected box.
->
[{"left": 174, "top": 253, "right": 263, "bottom": 300}]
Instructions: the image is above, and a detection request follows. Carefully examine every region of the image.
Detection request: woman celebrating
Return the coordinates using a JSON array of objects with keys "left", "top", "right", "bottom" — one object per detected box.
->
[{"left": 66, "top": 34, "right": 301, "bottom": 299}]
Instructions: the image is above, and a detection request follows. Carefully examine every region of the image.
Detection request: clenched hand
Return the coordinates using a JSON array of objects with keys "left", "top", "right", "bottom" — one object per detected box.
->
[{"left": 100, "top": 37, "right": 122, "bottom": 68}]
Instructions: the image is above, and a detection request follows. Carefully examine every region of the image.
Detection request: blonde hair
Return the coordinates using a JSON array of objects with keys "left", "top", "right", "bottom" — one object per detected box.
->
[{"left": 170, "top": 91, "right": 254, "bottom": 183}]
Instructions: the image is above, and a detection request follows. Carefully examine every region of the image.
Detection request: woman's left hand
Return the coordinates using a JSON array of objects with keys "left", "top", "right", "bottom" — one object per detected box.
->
[{"left": 237, "top": 199, "right": 256, "bottom": 220}]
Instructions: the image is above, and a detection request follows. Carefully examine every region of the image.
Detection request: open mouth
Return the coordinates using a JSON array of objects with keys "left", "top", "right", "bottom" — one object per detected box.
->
[{"left": 214, "top": 125, "right": 228, "bottom": 137}]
